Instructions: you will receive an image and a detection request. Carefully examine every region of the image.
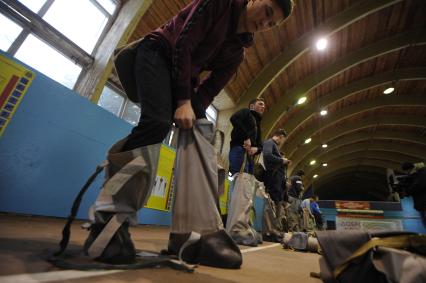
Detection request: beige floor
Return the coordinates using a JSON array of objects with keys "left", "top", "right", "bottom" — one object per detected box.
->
[{"left": 0, "top": 214, "right": 322, "bottom": 283}]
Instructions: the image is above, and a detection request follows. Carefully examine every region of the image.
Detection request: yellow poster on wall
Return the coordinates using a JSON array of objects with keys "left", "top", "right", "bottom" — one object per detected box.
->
[
  {"left": 219, "top": 179, "right": 230, "bottom": 215},
  {"left": 0, "top": 54, "right": 35, "bottom": 137},
  {"left": 144, "top": 144, "right": 176, "bottom": 211}
]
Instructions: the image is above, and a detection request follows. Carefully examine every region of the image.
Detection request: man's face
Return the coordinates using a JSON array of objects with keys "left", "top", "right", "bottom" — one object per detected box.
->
[
  {"left": 245, "top": 0, "right": 286, "bottom": 32},
  {"left": 277, "top": 134, "right": 287, "bottom": 145},
  {"left": 250, "top": 100, "right": 266, "bottom": 115}
]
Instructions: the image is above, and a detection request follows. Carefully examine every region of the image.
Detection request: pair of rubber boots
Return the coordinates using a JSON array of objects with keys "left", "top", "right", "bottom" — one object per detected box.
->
[{"left": 83, "top": 140, "right": 242, "bottom": 269}]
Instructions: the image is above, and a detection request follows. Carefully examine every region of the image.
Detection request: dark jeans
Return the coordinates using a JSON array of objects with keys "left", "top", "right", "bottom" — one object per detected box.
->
[
  {"left": 228, "top": 146, "right": 253, "bottom": 175},
  {"left": 123, "top": 39, "right": 173, "bottom": 151}
]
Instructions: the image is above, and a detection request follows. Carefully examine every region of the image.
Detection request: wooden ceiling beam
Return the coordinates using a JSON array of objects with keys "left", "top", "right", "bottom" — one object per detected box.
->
[
  {"left": 262, "top": 29, "right": 426, "bottom": 136},
  {"left": 304, "top": 158, "right": 401, "bottom": 187},
  {"left": 290, "top": 128, "right": 426, "bottom": 174},
  {"left": 288, "top": 114, "right": 426, "bottom": 172},
  {"left": 284, "top": 94, "right": 426, "bottom": 157},
  {"left": 304, "top": 147, "right": 423, "bottom": 178},
  {"left": 235, "top": 0, "right": 403, "bottom": 111},
  {"left": 280, "top": 68, "right": 426, "bottom": 135},
  {"left": 312, "top": 166, "right": 387, "bottom": 189}
]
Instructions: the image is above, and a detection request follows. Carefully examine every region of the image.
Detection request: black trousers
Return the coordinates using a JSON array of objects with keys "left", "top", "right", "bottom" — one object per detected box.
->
[{"left": 123, "top": 39, "right": 173, "bottom": 151}]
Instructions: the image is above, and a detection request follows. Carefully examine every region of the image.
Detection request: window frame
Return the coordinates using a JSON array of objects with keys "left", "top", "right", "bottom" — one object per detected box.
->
[{"left": 0, "top": 0, "right": 120, "bottom": 88}]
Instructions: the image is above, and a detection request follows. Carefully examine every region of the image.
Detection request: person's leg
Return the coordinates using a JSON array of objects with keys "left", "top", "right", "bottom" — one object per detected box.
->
[
  {"left": 228, "top": 146, "right": 245, "bottom": 175},
  {"left": 123, "top": 40, "right": 173, "bottom": 150},
  {"left": 85, "top": 39, "right": 173, "bottom": 263}
]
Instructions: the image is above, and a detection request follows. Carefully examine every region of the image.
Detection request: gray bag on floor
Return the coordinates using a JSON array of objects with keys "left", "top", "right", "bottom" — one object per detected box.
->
[
  {"left": 226, "top": 157, "right": 263, "bottom": 246},
  {"left": 316, "top": 230, "right": 426, "bottom": 283},
  {"left": 282, "top": 232, "right": 319, "bottom": 252},
  {"left": 168, "top": 119, "right": 242, "bottom": 269}
]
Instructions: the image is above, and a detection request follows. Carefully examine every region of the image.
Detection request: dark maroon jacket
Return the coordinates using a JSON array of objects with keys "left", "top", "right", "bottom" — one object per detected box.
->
[{"left": 147, "top": 0, "right": 253, "bottom": 109}]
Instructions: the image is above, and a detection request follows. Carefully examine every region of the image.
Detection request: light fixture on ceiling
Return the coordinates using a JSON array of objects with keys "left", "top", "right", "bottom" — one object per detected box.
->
[
  {"left": 305, "top": 137, "right": 312, "bottom": 144},
  {"left": 383, "top": 87, "right": 395, "bottom": 94},
  {"left": 297, "top": 96, "right": 307, "bottom": 105},
  {"left": 320, "top": 110, "right": 328, "bottom": 116},
  {"left": 313, "top": 174, "right": 318, "bottom": 179},
  {"left": 310, "top": 160, "right": 316, "bottom": 166},
  {"left": 322, "top": 163, "right": 328, "bottom": 167},
  {"left": 316, "top": 38, "right": 328, "bottom": 51},
  {"left": 322, "top": 144, "right": 328, "bottom": 148}
]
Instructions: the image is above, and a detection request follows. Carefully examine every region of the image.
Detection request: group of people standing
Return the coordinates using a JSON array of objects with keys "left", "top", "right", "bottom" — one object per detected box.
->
[{"left": 227, "top": 98, "right": 324, "bottom": 246}]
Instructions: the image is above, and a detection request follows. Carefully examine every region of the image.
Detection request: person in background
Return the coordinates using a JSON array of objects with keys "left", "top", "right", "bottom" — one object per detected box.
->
[
  {"left": 229, "top": 98, "right": 265, "bottom": 175},
  {"left": 262, "top": 129, "right": 290, "bottom": 241},
  {"left": 287, "top": 169, "right": 305, "bottom": 231},
  {"left": 310, "top": 195, "right": 324, "bottom": 230}
]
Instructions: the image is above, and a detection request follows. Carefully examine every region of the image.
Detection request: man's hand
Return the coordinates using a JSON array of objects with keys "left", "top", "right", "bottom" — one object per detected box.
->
[
  {"left": 248, "top": 146, "right": 258, "bottom": 156},
  {"left": 174, "top": 99, "right": 195, "bottom": 129},
  {"left": 283, "top": 158, "right": 291, "bottom": 165},
  {"left": 243, "top": 138, "right": 251, "bottom": 149}
]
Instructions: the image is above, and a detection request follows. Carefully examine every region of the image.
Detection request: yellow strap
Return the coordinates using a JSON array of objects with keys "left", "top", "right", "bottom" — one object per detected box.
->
[{"left": 333, "top": 234, "right": 426, "bottom": 278}]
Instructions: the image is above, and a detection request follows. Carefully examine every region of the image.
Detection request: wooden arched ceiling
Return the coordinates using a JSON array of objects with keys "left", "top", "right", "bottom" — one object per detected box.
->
[
  {"left": 291, "top": 126, "right": 426, "bottom": 173},
  {"left": 122, "top": 0, "right": 426, "bottom": 200},
  {"left": 288, "top": 111, "right": 426, "bottom": 172},
  {"left": 303, "top": 144, "right": 425, "bottom": 180}
]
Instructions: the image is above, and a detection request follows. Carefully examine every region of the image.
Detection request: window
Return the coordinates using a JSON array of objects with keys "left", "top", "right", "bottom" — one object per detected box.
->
[
  {"left": 0, "top": 14, "right": 23, "bottom": 51},
  {"left": 122, "top": 100, "right": 141, "bottom": 126},
  {"left": 206, "top": 105, "right": 218, "bottom": 125},
  {"left": 42, "top": 0, "right": 109, "bottom": 53},
  {"left": 15, "top": 35, "right": 82, "bottom": 89},
  {"left": 98, "top": 85, "right": 125, "bottom": 117},
  {"left": 18, "top": 0, "right": 46, "bottom": 13},
  {"left": 1, "top": 0, "right": 119, "bottom": 89},
  {"left": 98, "top": 84, "right": 141, "bottom": 126}
]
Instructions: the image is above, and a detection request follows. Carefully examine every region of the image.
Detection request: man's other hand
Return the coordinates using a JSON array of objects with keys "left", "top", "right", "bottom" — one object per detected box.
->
[{"left": 175, "top": 99, "right": 195, "bottom": 129}]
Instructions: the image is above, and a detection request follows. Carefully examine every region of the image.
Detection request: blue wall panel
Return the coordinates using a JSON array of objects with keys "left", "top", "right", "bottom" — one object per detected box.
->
[{"left": 0, "top": 53, "right": 171, "bottom": 226}]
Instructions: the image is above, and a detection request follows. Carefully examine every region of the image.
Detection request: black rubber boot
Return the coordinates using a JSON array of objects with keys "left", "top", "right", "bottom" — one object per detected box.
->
[
  {"left": 166, "top": 230, "right": 242, "bottom": 269},
  {"left": 83, "top": 213, "right": 136, "bottom": 264}
]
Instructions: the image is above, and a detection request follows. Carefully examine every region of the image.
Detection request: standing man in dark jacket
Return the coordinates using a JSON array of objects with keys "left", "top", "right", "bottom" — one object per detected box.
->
[
  {"left": 263, "top": 129, "right": 290, "bottom": 203},
  {"left": 84, "top": 0, "right": 294, "bottom": 268},
  {"left": 229, "top": 98, "right": 265, "bottom": 175},
  {"left": 262, "top": 129, "right": 290, "bottom": 241}
]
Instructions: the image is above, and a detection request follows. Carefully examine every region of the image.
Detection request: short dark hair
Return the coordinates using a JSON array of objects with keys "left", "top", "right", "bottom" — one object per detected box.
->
[
  {"left": 296, "top": 169, "right": 305, "bottom": 176},
  {"left": 248, "top": 97, "right": 265, "bottom": 108},
  {"left": 276, "top": 0, "right": 295, "bottom": 22},
  {"left": 273, "top": 128, "right": 287, "bottom": 137},
  {"left": 401, "top": 162, "right": 415, "bottom": 171}
]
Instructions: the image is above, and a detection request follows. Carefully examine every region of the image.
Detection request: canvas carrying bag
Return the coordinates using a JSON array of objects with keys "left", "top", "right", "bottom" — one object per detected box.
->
[
  {"left": 168, "top": 119, "right": 242, "bottom": 269},
  {"left": 315, "top": 230, "right": 426, "bottom": 283},
  {"left": 226, "top": 154, "right": 262, "bottom": 246}
]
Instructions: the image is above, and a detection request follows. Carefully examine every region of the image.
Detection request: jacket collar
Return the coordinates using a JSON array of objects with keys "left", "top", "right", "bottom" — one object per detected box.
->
[
  {"left": 231, "top": 0, "right": 254, "bottom": 48},
  {"left": 250, "top": 109, "right": 262, "bottom": 122}
]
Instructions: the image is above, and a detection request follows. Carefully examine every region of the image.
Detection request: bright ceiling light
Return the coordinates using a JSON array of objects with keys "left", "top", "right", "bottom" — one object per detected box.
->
[
  {"left": 320, "top": 110, "right": 328, "bottom": 116},
  {"left": 310, "top": 160, "right": 316, "bottom": 165},
  {"left": 322, "top": 144, "right": 328, "bottom": 148},
  {"left": 316, "top": 38, "right": 327, "bottom": 51},
  {"left": 322, "top": 163, "right": 328, "bottom": 167},
  {"left": 297, "top": 96, "right": 307, "bottom": 105},
  {"left": 305, "top": 138, "right": 312, "bottom": 144},
  {"left": 313, "top": 174, "right": 318, "bottom": 178},
  {"left": 383, "top": 87, "right": 395, "bottom": 94}
]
